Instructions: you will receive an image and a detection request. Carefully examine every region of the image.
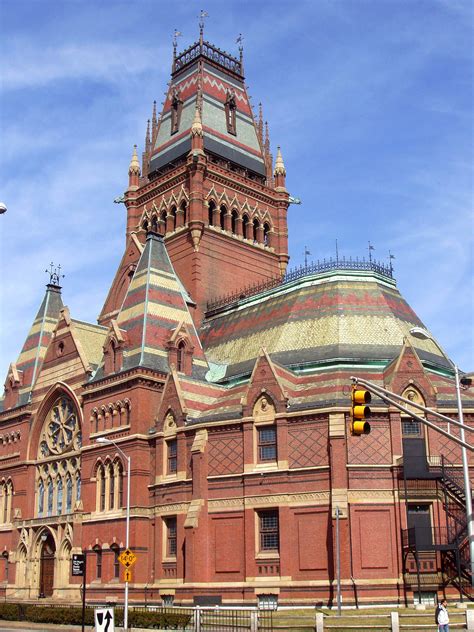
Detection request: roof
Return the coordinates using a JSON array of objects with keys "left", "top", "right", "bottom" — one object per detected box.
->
[
  {"left": 9, "top": 284, "right": 64, "bottom": 405},
  {"left": 94, "top": 231, "right": 209, "bottom": 379},
  {"left": 71, "top": 320, "right": 108, "bottom": 369},
  {"left": 149, "top": 40, "right": 265, "bottom": 177},
  {"left": 200, "top": 268, "right": 453, "bottom": 381}
]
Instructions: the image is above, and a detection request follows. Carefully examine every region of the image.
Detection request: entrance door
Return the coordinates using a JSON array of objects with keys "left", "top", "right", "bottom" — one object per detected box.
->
[
  {"left": 408, "top": 504, "right": 432, "bottom": 548},
  {"left": 39, "top": 534, "right": 55, "bottom": 598}
]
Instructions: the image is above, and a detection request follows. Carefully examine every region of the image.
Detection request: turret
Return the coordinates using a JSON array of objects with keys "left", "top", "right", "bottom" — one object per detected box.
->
[
  {"left": 128, "top": 145, "right": 140, "bottom": 190},
  {"left": 273, "top": 146, "right": 287, "bottom": 191}
]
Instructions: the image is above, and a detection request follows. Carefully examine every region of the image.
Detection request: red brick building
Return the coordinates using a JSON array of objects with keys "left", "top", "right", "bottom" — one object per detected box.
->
[{"left": 0, "top": 31, "right": 472, "bottom": 607}]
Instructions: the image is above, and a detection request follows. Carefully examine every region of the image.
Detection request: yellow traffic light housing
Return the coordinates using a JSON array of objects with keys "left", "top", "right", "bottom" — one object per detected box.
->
[{"left": 351, "top": 387, "right": 371, "bottom": 435}]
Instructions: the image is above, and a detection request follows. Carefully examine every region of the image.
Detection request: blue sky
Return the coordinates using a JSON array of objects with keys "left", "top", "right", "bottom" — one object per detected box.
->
[{"left": 0, "top": 0, "right": 473, "bottom": 373}]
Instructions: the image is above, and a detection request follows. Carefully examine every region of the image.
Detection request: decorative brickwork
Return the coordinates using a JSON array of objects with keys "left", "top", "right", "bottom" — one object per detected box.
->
[
  {"left": 208, "top": 427, "right": 243, "bottom": 476},
  {"left": 288, "top": 419, "right": 328, "bottom": 468},
  {"left": 348, "top": 418, "right": 392, "bottom": 465}
]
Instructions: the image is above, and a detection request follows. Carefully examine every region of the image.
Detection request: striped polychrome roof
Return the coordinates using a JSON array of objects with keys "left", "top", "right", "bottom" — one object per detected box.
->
[
  {"left": 200, "top": 269, "right": 453, "bottom": 380},
  {"left": 114, "top": 231, "right": 208, "bottom": 378},
  {"left": 10, "top": 284, "right": 64, "bottom": 405}
]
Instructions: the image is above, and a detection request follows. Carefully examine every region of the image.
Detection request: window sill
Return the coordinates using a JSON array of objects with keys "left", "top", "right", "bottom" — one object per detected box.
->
[{"left": 256, "top": 552, "right": 280, "bottom": 560}]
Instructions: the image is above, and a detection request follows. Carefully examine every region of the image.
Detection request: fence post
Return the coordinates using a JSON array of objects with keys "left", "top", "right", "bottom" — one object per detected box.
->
[
  {"left": 193, "top": 605, "right": 201, "bottom": 632},
  {"left": 390, "top": 611, "right": 399, "bottom": 632},
  {"left": 250, "top": 610, "right": 258, "bottom": 632},
  {"left": 315, "top": 611, "right": 324, "bottom": 632},
  {"left": 466, "top": 609, "right": 474, "bottom": 631}
]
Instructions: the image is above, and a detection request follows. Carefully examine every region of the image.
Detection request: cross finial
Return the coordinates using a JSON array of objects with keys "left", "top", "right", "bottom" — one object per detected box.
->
[
  {"left": 45, "top": 262, "right": 65, "bottom": 287},
  {"left": 368, "top": 241, "right": 375, "bottom": 263}
]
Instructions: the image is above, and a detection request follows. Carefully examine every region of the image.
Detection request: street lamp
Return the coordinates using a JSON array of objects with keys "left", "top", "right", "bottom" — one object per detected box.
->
[
  {"left": 96, "top": 437, "right": 131, "bottom": 629},
  {"left": 409, "top": 326, "right": 474, "bottom": 584}
]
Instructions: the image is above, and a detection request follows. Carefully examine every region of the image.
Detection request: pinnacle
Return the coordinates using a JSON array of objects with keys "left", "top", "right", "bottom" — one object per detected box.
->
[
  {"left": 128, "top": 145, "right": 141, "bottom": 175},
  {"left": 274, "top": 146, "right": 286, "bottom": 177},
  {"left": 191, "top": 104, "right": 203, "bottom": 137}
]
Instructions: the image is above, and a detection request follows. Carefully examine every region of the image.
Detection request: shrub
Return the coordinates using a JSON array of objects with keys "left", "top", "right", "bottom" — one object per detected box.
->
[
  {"left": 0, "top": 603, "right": 20, "bottom": 620},
  {"left": 129, "top": 609, "right": 192, "bottom": 629}
]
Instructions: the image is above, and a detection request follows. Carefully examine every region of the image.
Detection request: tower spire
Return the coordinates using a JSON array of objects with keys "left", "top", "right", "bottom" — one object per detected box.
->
[
  {"left": 258, "top": 103, "right": 264, "bottom": 149},
  {"left": 151, "top": 101, "right": 158, "bottom": 145}
]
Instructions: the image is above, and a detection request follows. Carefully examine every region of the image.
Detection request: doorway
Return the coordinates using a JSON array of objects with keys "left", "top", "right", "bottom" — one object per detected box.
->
[{"left": 39, "top": 532, "right": 55, "bottom": 598}]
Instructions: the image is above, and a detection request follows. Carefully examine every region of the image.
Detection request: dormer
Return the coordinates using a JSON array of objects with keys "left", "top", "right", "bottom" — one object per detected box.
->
[
  {"left": 103, "top": 320, "right": 128, "bottom": 376},
  {"left": 167, "top": 322, "right": 195, "bottom": 376},
  {"left": 3, "top": 364, "right": 23, "bottom": 410}
]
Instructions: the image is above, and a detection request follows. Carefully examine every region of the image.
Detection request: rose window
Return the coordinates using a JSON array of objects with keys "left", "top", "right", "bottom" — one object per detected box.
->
[{"left": 40, "top": 396, "right": 82, "bottom": 457}]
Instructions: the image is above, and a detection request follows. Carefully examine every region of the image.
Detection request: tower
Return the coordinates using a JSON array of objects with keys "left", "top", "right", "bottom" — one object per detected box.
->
[{"left": 103, "top": 32, "right": 290, "bottom": 327}]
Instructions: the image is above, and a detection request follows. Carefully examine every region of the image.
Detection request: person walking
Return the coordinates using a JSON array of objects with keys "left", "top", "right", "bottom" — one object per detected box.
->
[{"left": 435, "top": 599, "right": 449, "bottom": 632}]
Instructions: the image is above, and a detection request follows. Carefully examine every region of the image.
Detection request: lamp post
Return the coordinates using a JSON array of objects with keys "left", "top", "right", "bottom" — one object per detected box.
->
[
  {"left": 96, "top": 437, "right": 131, "bottom": 629},
  {"left": 409, "top": 326, "right": 474, "bottom": 584}
]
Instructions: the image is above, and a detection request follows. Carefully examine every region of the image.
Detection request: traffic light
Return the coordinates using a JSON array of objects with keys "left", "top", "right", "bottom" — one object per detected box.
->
[{"left": 351, "top": 386, "right": 371, "bottom": 435}]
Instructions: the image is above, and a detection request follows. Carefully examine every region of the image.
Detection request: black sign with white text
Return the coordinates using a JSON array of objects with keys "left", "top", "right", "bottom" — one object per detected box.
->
[{"left": 72, "top": 553, "right": 86, "bottom": 577}]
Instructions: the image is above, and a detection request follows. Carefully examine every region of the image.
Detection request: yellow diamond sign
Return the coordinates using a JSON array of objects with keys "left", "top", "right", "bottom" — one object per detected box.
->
[{"left": 118, "top": 548, "right": 137, "bottom": 569}]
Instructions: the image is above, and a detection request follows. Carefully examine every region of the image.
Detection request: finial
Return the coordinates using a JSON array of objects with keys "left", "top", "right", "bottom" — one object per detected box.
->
[
  {"left": 198, "top": 10, "right": 209, "bottom": 45},
  {"left": 368, "top": 241, "right": 375, "bottom": 263},
  {"left": 236, "top": 33, "right": 244, "bottom": 66},
  {"left": 264, "top": 121, "right": 270, "bottom": 153},
  {"left": 258, "top": 103, "right": 264, "bottom": 146},
  {"left": 145, "top": 119, "right": 151, "bottom": 149},
  {"left": 388, "top": 250, "right": 395, "bottom": 274},
  {"left": 45, "top": 262, "right": 65, "bottom": 287},
  {"left": 128, "top": 145, "right": 141, "bottom": 176},
  {"left": 173, "top": 29, "right": 182, "bottom": 57},
  {"left": 274, "top": 146, "right": 286, "bottom": 177}
]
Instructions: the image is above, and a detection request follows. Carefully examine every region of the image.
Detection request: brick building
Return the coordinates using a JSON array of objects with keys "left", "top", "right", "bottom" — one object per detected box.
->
[{"left": 0, "top": 31, "right": 472, "bottom": 607}]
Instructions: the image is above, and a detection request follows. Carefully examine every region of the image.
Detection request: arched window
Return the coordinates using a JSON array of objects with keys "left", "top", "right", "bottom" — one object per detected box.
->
[
  {"left": 99, "top": 467, "right": 106, "bottom": 512},
  {"left": 231, "top": 210, "right": 238, "bottom": 234},
  {"left": 177, "top": 341, "right": 186, "bottom": 373},
  {"left": 38, "top": 479, "right": 45, "bottom": 516},
  {"left": 109, "top": 463, "right": 115, "bottom": 510},
  {"left": 57, "top": 478, "right": 63, "bottom": 514},
  {"left": 242, "top": 214, "right": 250, "bottom": 239},
  {"left": 220, "top": 205, "right": 226, "bottom": 230},
  {"left": 111, "top": 544, "right": 120, "bottom": 579},
  {"left": 47, "top": 479, "right": 54, "bottom": 516},
  {"left": 171, "top": 90, "right": 183, "bottom": 134},
  {"left": 180, "top": 200, "right": 187, "bottom": 225},
  {"left": 253, "top": 219, "right": 259, "bottom": 243},
  {"left": 160, "top": 210, "right": 167, "bottom": 235},
  {"left": 76, "top": 473, "right": 81, "bottom": 503},
  {"left": 263, "top": 222, "right": 270, "bottom": 245},
  {"left": 170, "top": 206, "right": 177, "bottom": 232},
  {"left": 66, "top": 475, "right": 73, "bottom": 513},
  {"left": 94, "top": 546, "right": 102, "bottom": 580},
  {"left": 2, "top": 552, "right": 8, "bottom": 583},
  {"left": 117, "top": 462, "right": 124, "bottom": 508},
  {"left": 2, "top": 484, "right": 8, "bottom": 523},
  {"left": 208, "top": 201, "right": 216, "bottom": 226}
]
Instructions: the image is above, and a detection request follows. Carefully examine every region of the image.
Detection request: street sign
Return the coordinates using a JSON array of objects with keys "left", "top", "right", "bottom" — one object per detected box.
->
[
  {"left": 72, "top": 553, "right": 86, "bottom": 577},
  {"left": 123, "top": 568, "right": 132, "bottom": 582},
  {"left": 94, "top": 607, "right": 115, "bottom": 632},
  {"left": 118, "top": 548, "right": 137, "bottom": 568}
]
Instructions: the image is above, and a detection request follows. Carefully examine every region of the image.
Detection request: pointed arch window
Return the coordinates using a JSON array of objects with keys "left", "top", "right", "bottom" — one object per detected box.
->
[
  {"left": 109, "top": 463, "right": 115, "bottom": 510},
  {"left": 117, "top": 462, "right": 124, "bottom": 508},
  {"left": 231, "top": 210, "right": 238, "bottom": 234},
  {"left": 38, "top": 480, "right": 45, "bottom": 516},
  {"left": 208, "top": 201, "right": 216, "bottom": 226},
  {"left": 242, "top": 214, "right": 250, "bottom": 239},
  {"left": 57, "top": 478, "right": 63, "bottom": 514},
  {"left": 220, "top": 205, "right": 226, "bottom": 230},
  {"left": 253, "top": 219, "right": 259, "bottom": 243},
  {"left": 76, "top": 473, "right": 81, "bottom": 503},
  {"left": 180, "top": 200, "right": 187, "bottom": 225},
  {"left": 263, "top": 222, "right": 270, "bottom": 246},
  {"left": 94, "top": 546, "right": 102, "bottom": 580},
  {"left": 66, "top": 475, "right": 73, "bottom": 513},
  {"left": 47, "top": 479, "right": 54, "bottom": 516},
  {"left": 99, "top": 466, "right": 106, "bottom": 512},
  {"left": 177, "top": 341, "right": 186, "bottom": 373}
]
